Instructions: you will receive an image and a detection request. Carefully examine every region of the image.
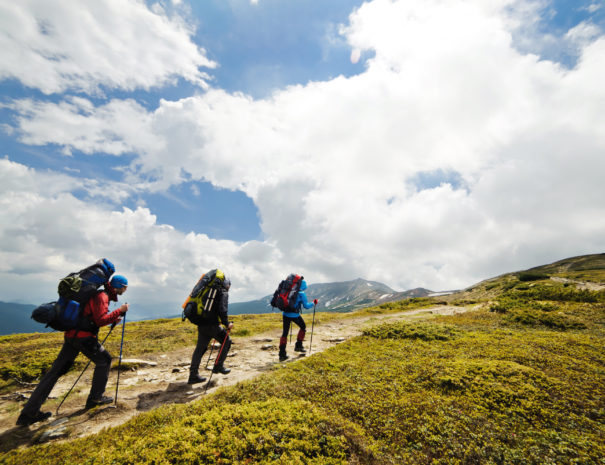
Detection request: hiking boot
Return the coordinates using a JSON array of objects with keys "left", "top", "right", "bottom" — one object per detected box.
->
[
  {"left": 212, "top": 365, "right": 231, "bottom": 375},
  {"left": 279, "top": 346, "right": 289, "bottom": 362},
  {"left": 294, "top": 341, "right": 307, "bottom": 353},
  {"left": 16, "top": 410, "right": 51, "bottom": 427},
  {"left": 85, "top": 395, "right": 113, "bottom": 409},
  {"left": 187, "top": 373, "right": 207, "bottom": 384}
]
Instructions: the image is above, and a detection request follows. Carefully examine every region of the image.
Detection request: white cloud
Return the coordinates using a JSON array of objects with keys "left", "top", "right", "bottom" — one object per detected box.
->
[
  {"left": 584, "top": 3, "right": 602, "bottom": 14},
  {"left": 10, "top": 97, "right": 163, "bottom": 157},
  {"left": 0, "top": 158, "right": 281, "bottom": 313},
  {"left": 2, "top": 0, "right": 605, "bottom": 311},
  {"left": 0, "top": 0, "right": 215, "bottom": 95}
]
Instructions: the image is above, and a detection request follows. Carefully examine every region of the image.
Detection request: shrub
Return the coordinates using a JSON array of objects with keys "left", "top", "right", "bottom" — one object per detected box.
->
[
  {"left": 518, "top": 272, "right": 550, "bottom": 282},
  {"left": 505, "top": 309, "right": 587, "bottom": 330},
  {"left": 363, "top": 322, "right": 459, "bottom": 341}
]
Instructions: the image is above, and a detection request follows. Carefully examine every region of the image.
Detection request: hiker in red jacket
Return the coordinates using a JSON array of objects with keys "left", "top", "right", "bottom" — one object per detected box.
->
[{"left": 16, "top": 275, "right": 129, "bottom": 427}]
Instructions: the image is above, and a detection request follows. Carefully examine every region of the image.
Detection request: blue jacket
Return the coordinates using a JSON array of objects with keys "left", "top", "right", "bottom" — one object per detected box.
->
[{"left": 283, "top": 280, "right": 314, "bottom": 318}]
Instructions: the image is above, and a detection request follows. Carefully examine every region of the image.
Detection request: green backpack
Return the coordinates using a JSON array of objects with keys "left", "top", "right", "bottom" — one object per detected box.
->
[{"left": 182, "top": 269, "right": 226, "bottom": 325}]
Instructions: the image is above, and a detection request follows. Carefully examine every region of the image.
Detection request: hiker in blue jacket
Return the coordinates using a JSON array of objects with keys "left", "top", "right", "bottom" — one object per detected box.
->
[{"left": 279, "top": 280, "right": 317, "bottom": 361}]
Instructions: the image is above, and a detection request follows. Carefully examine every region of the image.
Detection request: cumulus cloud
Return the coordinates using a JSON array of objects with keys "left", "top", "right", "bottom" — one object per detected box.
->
[
  {"left": 2, "top": 0, "right": 605, "bottom": 310},
  {"left": 0, "top": 158, "right": 279, "bottom": 314},
  {"left": 0, "top": 0, "right": 215, "bottom": 94}
]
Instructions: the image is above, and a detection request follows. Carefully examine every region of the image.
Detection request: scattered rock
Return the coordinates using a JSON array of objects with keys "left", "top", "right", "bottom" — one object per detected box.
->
[
  {"left": 50, "top": 417, "right": 69, "bottom": 427},
  {"left": 227, "top": 351, "right": 237, "bottom": 357},
  {"left": 261, "top": 344, "right": 273, "bottom": 350},
  {"left": 38, "top": 426, "right": 69, "bottom": 442},
  {"left": 324, "top": 337, "right": 346, "bottom": 343},
  {"left": 120, "top": 359, "right": 158, "bottom": 367},
  {"left": 172, "top": 368, "right": 181, "bottom": 373},
  {"left": 1, "top": 392, "right": 29, "bottom": 402}
]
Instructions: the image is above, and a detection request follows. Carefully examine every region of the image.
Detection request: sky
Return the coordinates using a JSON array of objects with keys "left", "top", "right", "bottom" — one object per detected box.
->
[{"left": 1, "top": 0, "right": 604, "bottom": 319}]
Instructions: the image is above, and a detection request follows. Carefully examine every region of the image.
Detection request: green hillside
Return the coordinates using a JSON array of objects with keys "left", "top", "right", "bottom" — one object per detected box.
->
[{"left": 1, "top": 255, "right": 604, "bottom": 464}]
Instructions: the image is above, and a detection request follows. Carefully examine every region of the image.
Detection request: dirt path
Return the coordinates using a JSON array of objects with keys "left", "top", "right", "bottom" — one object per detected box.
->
[{"left": 0, "top": 305, "right": 475, "bottom": 451}]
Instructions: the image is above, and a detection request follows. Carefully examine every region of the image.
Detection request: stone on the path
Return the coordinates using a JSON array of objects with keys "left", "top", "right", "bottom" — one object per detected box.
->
[
  {"left": 50, "top": 417, "right": 69, "bottom": 427},
  {"left": 324, "top": 337, "right": 346, "bottom": 343},
  {"left": 39, "top": 426, "right": 69, "bottom": 442},
  {"left": 261, "top": 344, "right": 273, "bottom": 350},
  {"left": 121, "top": 359, "right": 158, "bottom": 366}
]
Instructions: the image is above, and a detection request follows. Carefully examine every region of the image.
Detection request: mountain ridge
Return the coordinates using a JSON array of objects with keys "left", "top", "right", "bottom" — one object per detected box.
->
[{"left": 229, "top": 277, "right": 435, "bottom": 315}]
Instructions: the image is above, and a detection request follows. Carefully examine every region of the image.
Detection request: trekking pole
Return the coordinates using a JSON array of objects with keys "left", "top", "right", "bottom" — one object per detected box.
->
[
  {"left": 309, "top": 303, "right": 317, "bottom": 355},
  {"left": 56, "top": 322, "right": 117, "bottom": 415},
  {"left": 289, "top": 323, "right": 293, "bottom": 344},
  {"left": 204, "top": 328, "right": 231, "bottom": 394},
  {"left": 113, "top": 312, "right": 126, "bottom": 407},
  {"left": 204, "top": 340, "right": 215, "bottom": 369}
]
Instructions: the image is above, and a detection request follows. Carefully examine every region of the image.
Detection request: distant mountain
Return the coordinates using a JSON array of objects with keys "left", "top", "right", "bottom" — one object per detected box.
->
[
  {"left": 0, "top": 301, "right": 52, "bottom": 336},
  {"left": 229, "top": 278, "right": 434, "bottom": 315}
]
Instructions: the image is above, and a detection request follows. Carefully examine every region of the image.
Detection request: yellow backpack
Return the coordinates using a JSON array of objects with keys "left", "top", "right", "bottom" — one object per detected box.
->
[{"left": 182, "top": 269, "right": 226, "bottom": 324}]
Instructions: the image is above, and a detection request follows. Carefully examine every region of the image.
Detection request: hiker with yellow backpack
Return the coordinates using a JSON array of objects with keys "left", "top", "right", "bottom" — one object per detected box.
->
[{"left": 182, "top": 269, "right": 233, "bottom": 384}]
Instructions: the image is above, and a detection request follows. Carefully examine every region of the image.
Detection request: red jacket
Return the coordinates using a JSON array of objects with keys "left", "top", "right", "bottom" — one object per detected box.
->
[{"left": 65, "top": 286, "right": 123, "bottom": 338}]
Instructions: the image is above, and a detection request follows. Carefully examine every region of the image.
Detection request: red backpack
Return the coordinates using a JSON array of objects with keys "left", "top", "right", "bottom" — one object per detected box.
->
[{"left": 271, "top": 274, "right": 303, "bottom": 311}]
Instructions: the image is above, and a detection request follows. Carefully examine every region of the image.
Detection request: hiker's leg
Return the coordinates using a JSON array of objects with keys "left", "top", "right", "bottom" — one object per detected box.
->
[
  {"left": 213, "top": 326, "right": 231, "bottom": 367},
  {"left": 281, "top": 315, "right": 292, "bottom": 338},
  {"left": 279, "top": 315, "right": 290, "bottom": 360},
  {"left": 20, "top": 340, "right": 79, "bottom": 416},
  {"left": 294, "top": 316, "right": 307, "bottom": 352},
  {"left": 190, "top": 326, "right": 212, "bottom": 376},
  {"left": 75, "top": 337, "right": 112, "bottom": 401},
  {"left": 295, "top": 316, "right": 306, "bottom": 341}
]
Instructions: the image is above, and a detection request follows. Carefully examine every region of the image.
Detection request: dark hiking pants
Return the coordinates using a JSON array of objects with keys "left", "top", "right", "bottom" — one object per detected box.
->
[
  {"left": 20, "top": 337, "right": 112, "bottom": 416},
  {"left": 190, "top": 325, "right": 231, "bottom": 375},
  {"left": 280, "top": 315, "right": 306, "bottom": 346}
]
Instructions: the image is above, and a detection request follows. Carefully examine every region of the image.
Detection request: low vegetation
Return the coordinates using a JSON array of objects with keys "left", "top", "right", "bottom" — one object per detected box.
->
[
  {"left": 0, "top": 298, "right": 439, "bottom": 393},
  {"left": 1, "top": 256, "right": 604, "bottom": 464}
]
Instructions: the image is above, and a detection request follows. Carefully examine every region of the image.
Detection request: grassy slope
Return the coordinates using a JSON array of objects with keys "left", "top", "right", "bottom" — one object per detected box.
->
[
  {"left": 2, "top": 256, "right": 604, "bottom": 464},
  {"left": 0, "top": 299, "right": 432, "bottom": 393}
]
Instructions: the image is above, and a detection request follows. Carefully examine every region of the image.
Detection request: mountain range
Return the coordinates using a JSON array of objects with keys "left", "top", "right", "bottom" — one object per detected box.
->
[
  {"left": 0, "top": 301, "right": 51, "bottom": 336},
  {"left": 0, "top": 279, "right": 440, "bottom": 335},
  {"left": 229, "top": 278, "right": 437, "bottom": 315}
]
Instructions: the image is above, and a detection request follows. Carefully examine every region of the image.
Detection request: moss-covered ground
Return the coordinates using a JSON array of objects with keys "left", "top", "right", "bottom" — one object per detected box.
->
[{"left": 1, "top": 267, "right": 604, "bottom": 464}]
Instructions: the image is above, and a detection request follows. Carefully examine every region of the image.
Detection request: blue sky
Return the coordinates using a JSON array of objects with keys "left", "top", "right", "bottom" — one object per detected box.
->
[{"left": 1, "top": 0, "right": 604, "bottom": 318}]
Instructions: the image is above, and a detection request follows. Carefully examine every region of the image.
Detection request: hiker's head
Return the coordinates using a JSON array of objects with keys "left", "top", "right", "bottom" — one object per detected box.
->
[
  {"left": 223, "top": 278, "right": 231, "bottom": 291},
  {"left": 110, "top": 275, "right": 128, "bottom": 294},
  {"left": 300, "top": 280, "right": 307, "bottom": 291}
]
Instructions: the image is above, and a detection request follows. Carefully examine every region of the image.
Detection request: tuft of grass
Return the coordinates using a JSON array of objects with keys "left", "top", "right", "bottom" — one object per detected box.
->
[{"left": 363, "top": 321, "right": 459, "bottom": 341}]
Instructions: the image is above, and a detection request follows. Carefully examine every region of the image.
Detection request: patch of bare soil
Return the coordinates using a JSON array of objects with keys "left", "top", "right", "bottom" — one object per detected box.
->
[
  {"left": 550, "top": 276, "right": 605, "bottom": 291},
  {"left": 0, "top": 305, "right": 477, "bottom": 452}
]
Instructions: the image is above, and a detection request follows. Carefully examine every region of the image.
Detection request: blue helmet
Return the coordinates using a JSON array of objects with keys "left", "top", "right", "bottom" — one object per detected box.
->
[{"left": 110, "top": 275, "right": 128, "bottom": 289}]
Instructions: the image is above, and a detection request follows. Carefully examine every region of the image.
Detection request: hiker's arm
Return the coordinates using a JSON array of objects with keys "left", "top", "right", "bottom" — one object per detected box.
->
[
  {"left": 90, "top": 293, "right": 122, "bottom": 327},
  {"left": 300, "top": 292, "right": 314, "bottom": 309},
  {"left": 218, "top": 292, "right": 230, "bottom": 327}
]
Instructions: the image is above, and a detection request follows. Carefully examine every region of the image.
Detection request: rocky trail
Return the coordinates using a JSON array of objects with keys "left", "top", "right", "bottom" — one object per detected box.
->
[{"left": 0, "top": 305, "right": 474, "bottom": 452}]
